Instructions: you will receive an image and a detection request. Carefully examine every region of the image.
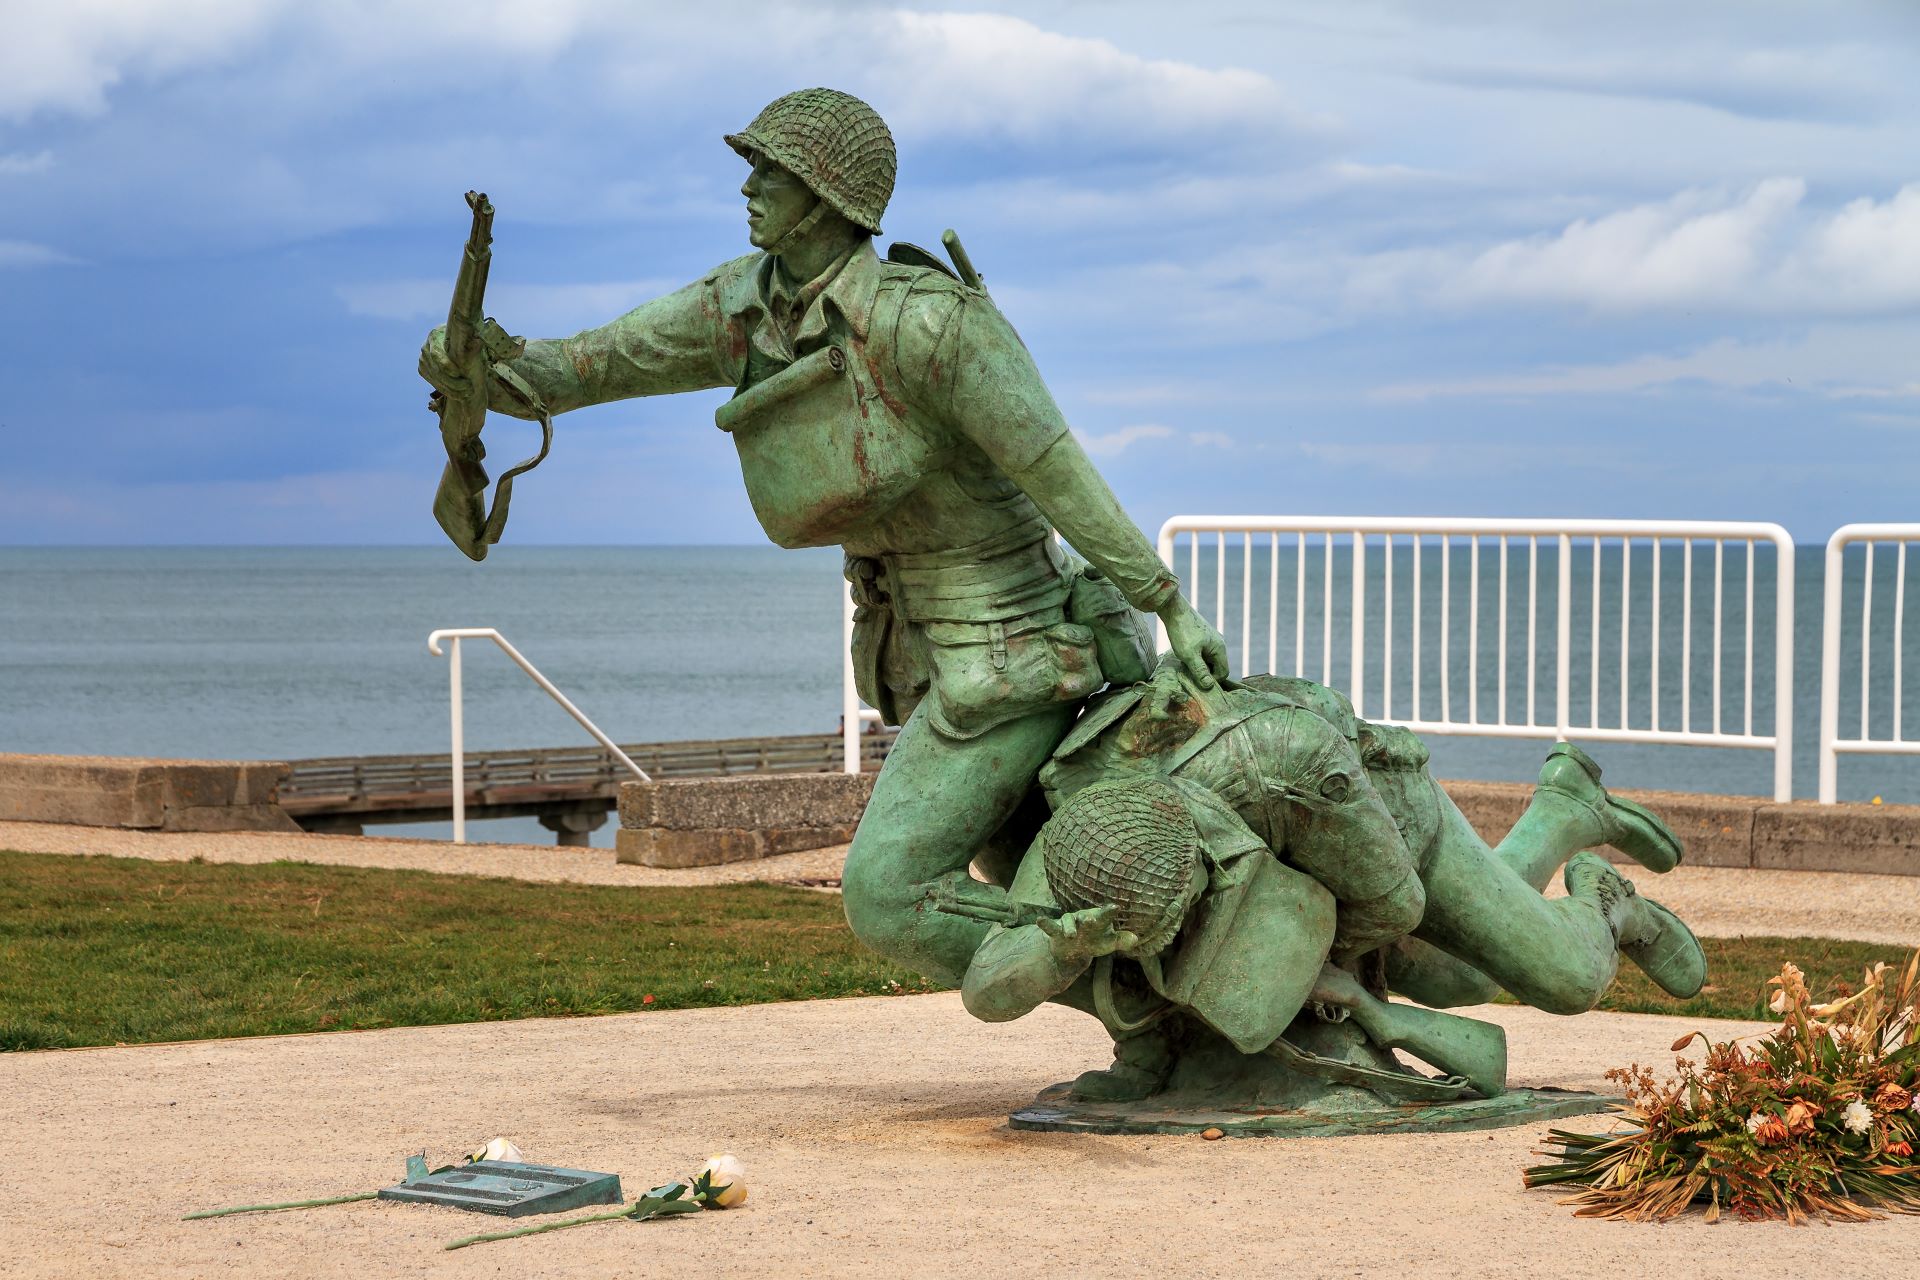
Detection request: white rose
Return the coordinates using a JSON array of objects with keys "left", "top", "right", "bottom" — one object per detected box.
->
[
  {"left": 696, "top": 1153, "right": 748, "bottom": 1208},
  {"left": 469, "top": 1137, "right": 526, "bottom": 1164}
]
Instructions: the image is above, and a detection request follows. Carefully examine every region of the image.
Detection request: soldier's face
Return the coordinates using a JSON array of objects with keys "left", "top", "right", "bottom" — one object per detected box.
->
[{"left": 741, "top": 156, "right": 816, "bottom": 249}]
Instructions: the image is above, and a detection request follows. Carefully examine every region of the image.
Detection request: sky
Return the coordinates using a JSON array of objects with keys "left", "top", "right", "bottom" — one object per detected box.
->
[{"left": 2, "top": 0, "right": 1918, "bottom": 546}]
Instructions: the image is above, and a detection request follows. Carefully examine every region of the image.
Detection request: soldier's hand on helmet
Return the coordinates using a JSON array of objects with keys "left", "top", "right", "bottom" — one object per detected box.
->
[
  {"left": 1158, "top": 595, "right": 1230, "bottom": 693},
  {"left": 1036, "top": 905, "right": 1139, "bottom": 963},
  {"left": 418, "top": 324, "right": 477, "bottom": 399}
]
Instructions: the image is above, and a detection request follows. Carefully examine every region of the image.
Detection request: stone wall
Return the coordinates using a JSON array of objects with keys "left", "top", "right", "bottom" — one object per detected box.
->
[
  {"left": 0, "top": 754, "right": 301, "bottom": 833},
  {"left": 616, "top": 772, "right": 876, "bottom": 868},
  {"left": 618, "top": 771, "right": 1920, "bottom": 876}
]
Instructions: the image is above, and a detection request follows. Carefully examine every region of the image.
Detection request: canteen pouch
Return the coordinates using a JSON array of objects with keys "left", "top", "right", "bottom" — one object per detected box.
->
[
  {"left": 715, "top": 343, "right": 939, "bottom": 548},
  {"left": 1066, "top": 565, "right": 1154, "bottom": 687},
  {"left": 921, "top": 618, "right": 1103, "bottom": 740}
]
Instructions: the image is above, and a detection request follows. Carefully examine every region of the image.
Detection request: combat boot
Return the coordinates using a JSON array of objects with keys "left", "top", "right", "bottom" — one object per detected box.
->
[
  {"left": 1070, "top": 1028, "right": 1174, "bottom": 1103},
  {"left": 1563, "top": 851, "right": 1706, "bottom": 998},
  {"left": 1532, "top": 743, "right": 1683, "bottom": 872}
]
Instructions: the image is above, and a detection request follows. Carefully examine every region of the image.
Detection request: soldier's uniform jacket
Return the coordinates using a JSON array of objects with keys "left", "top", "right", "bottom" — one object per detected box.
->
[
  {"left": 988, "top": 671, "right": 1438, "bottom": 1048},
  {"left": 484, "top": 239, "right": 1169, "bottom": 739}
]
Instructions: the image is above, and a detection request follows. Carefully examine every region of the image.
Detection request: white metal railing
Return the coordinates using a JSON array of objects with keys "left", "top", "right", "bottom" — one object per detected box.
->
[
  {"left": 1819, "top": 524, "right": 1920, "bottom": 803},
  {"left": 841, "top": 587, "right": 885, "bottom": 773},
  {"left": 1157, "top": 517, "right": 1797, "bottom": 801},
  {"left": 427, "top": 628, "right": 650, "bottom": 842}
]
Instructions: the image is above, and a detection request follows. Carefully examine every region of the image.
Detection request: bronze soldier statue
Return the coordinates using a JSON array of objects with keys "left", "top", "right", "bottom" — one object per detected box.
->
[
  {"left": 948, "top": 662, "right": 1706, "bottom": 1108},
  {"left": 417, "top": 88, "right": 1229, "bottom": 984}
]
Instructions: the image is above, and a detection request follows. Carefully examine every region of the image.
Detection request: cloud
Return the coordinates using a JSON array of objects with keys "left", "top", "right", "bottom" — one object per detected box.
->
[
  {"left": 869, "top": 12, "right": 1327, "bottom": 149},
  {"left": 1075, "top": 424, "right": 1174, "bottom": 456},
  {"left": 0, "top": 150, "right": 55, "bottom": 176},
  {"left": 1458, "top": 178, "right": 1805, "bottom": 309},
  {"left": 1416, "top": 46, "right": 1889, "bottom": 124},
  {"left": 1073, "top": 424, "right": 1237, "bottom": 456},
  {"left": 0, "top": 239, "right": 80, "bottom": 268},
  {"left": 337, "top": 278, "right": 675, "bottom": 332},
  {"left": 1337, "top": 178, "right": 1920, "bottom": 316},
  {"left": 0, "top": 0, "right": 280, "bottom": 122},
  {"left": 1373, "top": 323, "right": 1920, "bottom": 402}
]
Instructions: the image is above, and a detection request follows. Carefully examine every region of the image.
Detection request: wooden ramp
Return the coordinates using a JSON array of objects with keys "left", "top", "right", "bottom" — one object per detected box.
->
[{"left": 280, "top": 731, "right": 895, "bottom": 840}]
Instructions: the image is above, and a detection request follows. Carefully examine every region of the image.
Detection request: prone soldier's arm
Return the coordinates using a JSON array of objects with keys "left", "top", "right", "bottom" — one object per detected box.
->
[{"left": 960, "top": 923, "right": 1090, "bottom": 1023}]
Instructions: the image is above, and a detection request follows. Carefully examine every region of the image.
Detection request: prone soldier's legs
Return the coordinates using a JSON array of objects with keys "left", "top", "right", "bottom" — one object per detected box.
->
[
  {"left": 1491, "top": 743, "right": 1683, "bottom": 887},
  {"left": 1397, "top": 789, "right": 1619, "bottom": 1013},
  {"left": 842, "top": 699, "right": 1080, "bottom": 986},
  {"left": 1394, "top": 789, "right": 1702, "bottom": 1014}
]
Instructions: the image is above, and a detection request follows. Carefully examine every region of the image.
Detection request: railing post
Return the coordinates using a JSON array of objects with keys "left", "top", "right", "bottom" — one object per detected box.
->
[
  {"left": 1819, "top": 531, "right": 1845, "bottom": 803},
  {"left": 1349, "top": 531, "right": 1366, "bottom": 714},
  {"left": 1774, "top": 534, "right": 1796, "bottom": 804},
  {"left": 449, "top": 634, "right": 465, "bottom": 845},
  {"left": 1556, "top": 534, "right": 1572, "bottom": 740},
  {"left": 842, "top": 582, "right": 861, "bottom": 775}
]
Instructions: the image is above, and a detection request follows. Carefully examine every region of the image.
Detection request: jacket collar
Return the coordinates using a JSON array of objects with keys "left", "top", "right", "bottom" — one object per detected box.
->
[{"left": 723, "top": 238, "right": 880, "bottom": 352}]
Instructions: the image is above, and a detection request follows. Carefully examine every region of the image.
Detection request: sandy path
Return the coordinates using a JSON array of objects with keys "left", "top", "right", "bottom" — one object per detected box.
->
[
  {"left": 0, "top": 820, "right": 850, "bottom": 888},
  {"left": 3, "top": 995, "right": 1914, "bottom": 1279},
  {"left": 6, "top": 820, "right": 1919, "bottom": 945}
]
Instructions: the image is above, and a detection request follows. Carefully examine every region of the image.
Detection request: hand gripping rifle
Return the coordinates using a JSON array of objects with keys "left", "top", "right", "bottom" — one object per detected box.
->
[{"left": 427, "top": 192, "right": 552, "bottom": 561}]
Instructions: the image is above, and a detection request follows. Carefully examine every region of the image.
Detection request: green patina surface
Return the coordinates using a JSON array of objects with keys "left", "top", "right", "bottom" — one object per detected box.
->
[
  {"left": 412, "top": 88, "right": 1761, "bottom": 1137},
  {"left": 1011, "top": 1086, "right": 1618, "bottom": 1139}
]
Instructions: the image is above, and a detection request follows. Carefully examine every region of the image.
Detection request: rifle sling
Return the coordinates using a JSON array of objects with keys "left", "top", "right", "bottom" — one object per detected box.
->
[{"left": 475, "top": 363, "right": 553, "bottom": 548}]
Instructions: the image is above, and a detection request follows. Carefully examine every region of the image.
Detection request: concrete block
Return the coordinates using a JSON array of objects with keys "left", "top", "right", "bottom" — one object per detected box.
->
[
  {"left": 618, "top": 772, "right": 875, "bottom": 831},
  {"left": 615, "top": 823, "right": 860, "bottom": 868},
  {"left": 1613, "top": 788, "right": 1755, "bottom": 869},
  {"left": 0, "top": 754, "right": 298, "bottom": 832},
  {"left": 1754, "top": 801, "right": 1920, "bottom": 875}
]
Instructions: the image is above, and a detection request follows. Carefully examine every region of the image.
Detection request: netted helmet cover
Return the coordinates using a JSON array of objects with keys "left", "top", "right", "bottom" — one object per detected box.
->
[
  {"left": 1042, "top": 776, "right": 1205, "bottom": 958},
  {"left": 725, "top": 87, "right": 896, "bottom": 234}
]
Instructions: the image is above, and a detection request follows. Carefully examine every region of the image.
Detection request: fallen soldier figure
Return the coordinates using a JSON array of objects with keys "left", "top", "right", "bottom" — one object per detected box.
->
[{"left": 933, "top": 661, "right": 1706, "bottom": 1105}]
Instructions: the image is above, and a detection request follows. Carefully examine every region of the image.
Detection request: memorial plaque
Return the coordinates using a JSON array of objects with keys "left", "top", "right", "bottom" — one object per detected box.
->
[{"left": 378, "top": 1160, "right": 622, "bottom": 1217}]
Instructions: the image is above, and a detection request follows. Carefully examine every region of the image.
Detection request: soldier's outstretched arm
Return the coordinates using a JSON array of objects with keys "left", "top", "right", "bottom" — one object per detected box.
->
[
  {"left": 921, "top": 296, "right": 1230, "bottom": 685},
  {"left": 418, "top": 256, "right": 757, "bottom": 420}
]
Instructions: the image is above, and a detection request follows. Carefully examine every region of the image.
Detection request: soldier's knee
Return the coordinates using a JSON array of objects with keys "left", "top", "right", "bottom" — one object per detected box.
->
[
  {"left": 840, "top": 828, "right": 911, "bottom": 951},
  {"left": 1335, "top": 872, "right": 1427, "bottom": 960}
]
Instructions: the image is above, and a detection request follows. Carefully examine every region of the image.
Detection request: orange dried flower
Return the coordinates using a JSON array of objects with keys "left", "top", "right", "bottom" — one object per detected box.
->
[
  {"left": 1875, "top": 1083, "right": 1914, "bottom": 1113},
  {"left": 1752, "top": 1115, "right": 1791, "bottom": 1146},
  {"left": 1888, "top": 1140, "right": 1914, "bottom": 1158},
  {"left": 1784, "top": 1101, "right": 1823, "bottom": 1136}
]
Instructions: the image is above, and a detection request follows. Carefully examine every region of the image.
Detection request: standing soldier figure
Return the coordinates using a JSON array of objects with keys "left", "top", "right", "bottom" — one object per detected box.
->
[{"left": 418, "top": 88, "right": 1229, "bottom": 985}]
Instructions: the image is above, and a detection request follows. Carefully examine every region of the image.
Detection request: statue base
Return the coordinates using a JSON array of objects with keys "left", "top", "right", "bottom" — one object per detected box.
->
[
  {"left": 1009, "top": 1016, "right": 1618, "bottom": 1137},
  {"left": 1010, "top": 1082, "right": 1618, "bottom": 1137}
]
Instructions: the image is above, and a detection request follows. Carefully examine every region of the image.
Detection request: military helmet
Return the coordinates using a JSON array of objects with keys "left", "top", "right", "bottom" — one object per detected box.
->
[
  {"left": 1042, "top": 776, "right": 1206, "bottom": 958},
  {"left": 725, "top": 88, "right": 896, "bottom": 235}
]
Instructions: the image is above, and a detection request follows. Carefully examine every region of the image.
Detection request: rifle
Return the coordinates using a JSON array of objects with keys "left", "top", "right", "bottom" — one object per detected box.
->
[
  {"left": 924, "top": 875, "right": 1063, "bottom": 929},
  {"left": 427, "top": 191, "right": 552, "bottom": 561}
]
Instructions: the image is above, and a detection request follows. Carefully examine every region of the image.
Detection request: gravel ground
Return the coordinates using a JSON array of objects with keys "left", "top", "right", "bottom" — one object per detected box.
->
[
  {"left": 4, "top": 995, "right": 1916, "bottom": 1279},
  {"left": 5, "top": 820, "right": 1918, "bottom": 944}
]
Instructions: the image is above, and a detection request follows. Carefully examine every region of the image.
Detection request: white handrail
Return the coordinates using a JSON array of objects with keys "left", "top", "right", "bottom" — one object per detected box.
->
[
  {"left": 840, "top": 585, "right": 884, "bottom": 774},
  {"left": 1819, "top": 524, "right": 1920, "bottom": 803},
  {"left": 427, "top": 627, "right": 650, "bottom": 843},
  {"left": 1157, "top": 515, "right": 1796, "bottom": 801}
]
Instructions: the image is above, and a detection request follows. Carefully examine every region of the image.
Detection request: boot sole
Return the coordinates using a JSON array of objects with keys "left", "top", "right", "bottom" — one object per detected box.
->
[
  {"left": 1603, "top": 795, "right": 1683, "bottom": 873},
  {"left": 1621, "top": 897, "right": 1707, "bottom": 999}
]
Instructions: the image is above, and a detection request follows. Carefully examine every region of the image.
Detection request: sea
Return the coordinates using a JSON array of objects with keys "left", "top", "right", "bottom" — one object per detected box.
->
[{"left": 2, "top": 544, "right": 1914, "bottom": 848}]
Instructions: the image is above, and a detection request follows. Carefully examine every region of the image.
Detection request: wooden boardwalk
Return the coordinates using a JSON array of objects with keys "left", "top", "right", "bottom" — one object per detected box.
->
[{"left": 280, "top": 730, "right": 895, "bottom": 838}]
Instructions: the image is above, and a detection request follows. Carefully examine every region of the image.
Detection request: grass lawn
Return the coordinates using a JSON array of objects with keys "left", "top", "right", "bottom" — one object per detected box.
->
[
  {"left": 1, "top": 850, "right": 1904, "bottom": 1051},
  {"left": 0, "top": 851, "right": 938, "bottom": 1051}
]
